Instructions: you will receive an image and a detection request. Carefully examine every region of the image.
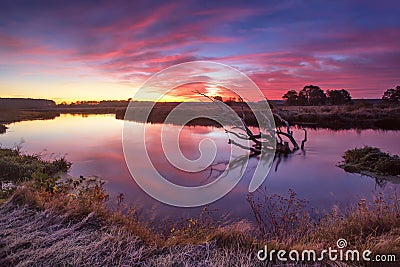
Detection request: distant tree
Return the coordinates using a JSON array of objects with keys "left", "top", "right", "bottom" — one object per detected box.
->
[
  {"left": 282, "top": 90, "right": 298, "bottom": 105},
  {"left": 213, "top": 95, "right": 223, "bottom": 102},
  {"left": 297, "top": 91, "right": 308, "bottom": 105},
  {"left": 299, "top": 85, "right": 327, "bottom": 105},
  {"left": 0, "top": 98, "right": 56, "bottom": 109},
  {"left": 326, "top": 89, "right": 352, "bottom": 105},
  {"left": 224, "top": 96, "right": 238, "bottom": 103},
  {"left": 382, "top": 86, "right": 400, "bottom": 103}
]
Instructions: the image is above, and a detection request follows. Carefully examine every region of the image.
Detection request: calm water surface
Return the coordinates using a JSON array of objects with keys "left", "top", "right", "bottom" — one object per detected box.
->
[{"left": 1, "top": 114, "right": 399, "bottom": 222}]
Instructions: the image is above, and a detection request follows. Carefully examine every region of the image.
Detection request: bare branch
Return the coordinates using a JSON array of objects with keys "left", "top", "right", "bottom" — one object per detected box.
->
[
  {"left": 274, "top": 113, "right": 291, "bottom": 135},
  {"left": 276, "top": 131, "right": 299, "bottom": 150},
  {"left": 301, "top": 128, "right": 307, "bottom": 150}
]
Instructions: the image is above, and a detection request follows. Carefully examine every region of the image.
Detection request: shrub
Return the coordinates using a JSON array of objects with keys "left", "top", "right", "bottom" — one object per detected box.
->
[
  {"left": 341, "top": 146, "right": 400, "bottom": 176},
  {"left": 0, "top": 148, "right": 71, "bottom": 183}
]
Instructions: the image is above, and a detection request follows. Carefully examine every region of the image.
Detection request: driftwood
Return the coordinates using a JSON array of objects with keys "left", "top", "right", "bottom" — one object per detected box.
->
[
  {"left": 194, "top": 90, "right": 307, "bottom": 155},
  {"left": 193, "top": 102, "right": 308, "bottom": 183},
  {"left": 229, "top": 111, "right": 307, "bottom": 155}
]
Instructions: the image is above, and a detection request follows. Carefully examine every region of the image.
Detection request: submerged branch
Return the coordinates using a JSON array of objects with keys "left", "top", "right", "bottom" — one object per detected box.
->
[
  {"left": 301, "top": 128, "right": 307, "bottom": 150},
  {"left": 274, "top": 113, "right": 291, "bottom": 135},
  {"left": 276, "top": 131, "right": 299, "bottom": 151}
]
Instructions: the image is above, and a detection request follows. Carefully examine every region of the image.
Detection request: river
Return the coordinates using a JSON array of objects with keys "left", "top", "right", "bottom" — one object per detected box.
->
[{"left": 1, "top": 114, "right": 399, "bottom": 223}]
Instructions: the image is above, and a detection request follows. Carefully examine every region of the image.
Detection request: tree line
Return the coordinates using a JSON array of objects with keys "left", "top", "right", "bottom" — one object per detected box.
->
[
  {"left": 57, "top": 100, "right": 129, "bottom": 108},
  {"left": 282, "top": 85, "right": 400, "bottom": 106},
  {"left": 0, "top": 98, "right": 56, "bottom": 109},
  {"left": 382, "top": 85, "right": 400, "bottom": 103}
]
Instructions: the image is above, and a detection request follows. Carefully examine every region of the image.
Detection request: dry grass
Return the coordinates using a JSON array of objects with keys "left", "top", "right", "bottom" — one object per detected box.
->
[
  {"left": 1, "top": 148, "right": 399, "bottom": 265},
  {"left": 248, "top": 188, "right": 400, "bottom": 263},
  {"left": 0, "top": 175, "right": 260, "bottom": 266},
  {"left": 0, "top": 188, "right": 257, "bottom": 266},
  {"left": 314, "top": 193, "right": 400, "bottom": 256},
  {"left": 0, "top": 202, "right": 152, "bottom": 266},
  {"left": 2, "top": 180, "right": 399, "bottom": 266},
  {"left": 0, "top": 142, "right": 398, "bottom": 267},
  {"left": 247, "top": 188, "right": 313, "bottom": 246}
]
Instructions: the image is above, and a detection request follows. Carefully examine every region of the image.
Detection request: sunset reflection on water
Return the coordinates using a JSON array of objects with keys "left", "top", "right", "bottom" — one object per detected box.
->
[{"left": 1, "top": 114, "right": 399, "bottom": 222}]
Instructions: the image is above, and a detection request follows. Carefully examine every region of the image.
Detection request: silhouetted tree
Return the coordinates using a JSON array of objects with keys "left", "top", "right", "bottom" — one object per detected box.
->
[
  {"left": 282, "top": 90, "right": 298, "bottom": 105},
  {"left": 298, "top": 85, "right": 327, "bottom": 105},
  {"left": 0, "top": 98, "right": 56, "bottom": 109},
  {"left": 297, "top": 91, "right": 308, "bottom": 105},
  {"left": 326, "top": 89, "right": 352, "bottom": 105},
  {"left": 382, "top": 86, "right": 400, "bottom": 103},
  {"left": 213, "top": 96, "right": 223, "bottom": 102},
  {"left": 225, "top": 96, "right": 238, "bottom": 102}
]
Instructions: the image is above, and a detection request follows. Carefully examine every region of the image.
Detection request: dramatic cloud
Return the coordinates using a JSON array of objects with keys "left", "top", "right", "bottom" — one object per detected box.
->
[{"left": 0, "top": 0, "right": 399, "bottom": 100}]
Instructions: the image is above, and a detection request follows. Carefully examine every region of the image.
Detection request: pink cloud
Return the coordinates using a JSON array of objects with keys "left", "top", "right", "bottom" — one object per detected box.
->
[{"left": 1, "top": 2, "right": 399, "bottom": 100}]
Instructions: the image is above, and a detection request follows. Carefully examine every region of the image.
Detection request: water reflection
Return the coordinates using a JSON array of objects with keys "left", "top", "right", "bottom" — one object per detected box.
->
[{"left": 0, "top": 114, "right": 399, "bottom": 222}]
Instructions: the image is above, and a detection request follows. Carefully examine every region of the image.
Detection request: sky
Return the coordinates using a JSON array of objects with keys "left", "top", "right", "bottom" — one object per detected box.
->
[{"left": 0, "top": 0, "right": 399, "bottom": 102}]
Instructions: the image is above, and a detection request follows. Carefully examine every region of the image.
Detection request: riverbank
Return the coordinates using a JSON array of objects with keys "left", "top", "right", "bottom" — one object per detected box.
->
[
  {"left": 0, "top": 108, "right": 60, "bottom": 125},
  {"left": 1, "top": 179, "right": 399, "bottom": 266},
  {"left": 117, "top": 102, "right": 400, "bottom": 130},
  {"left": 273, "top": 104, "right": 400, "bottom": 130},
  {"left": 0, "top": 108, "right": 113, "bottom": 134},
  {"left": 0, "top": 148, "right": 399, "bottom": 266},
  {"left": 1, "top": 103, "right": 400, "bottom": 130}
]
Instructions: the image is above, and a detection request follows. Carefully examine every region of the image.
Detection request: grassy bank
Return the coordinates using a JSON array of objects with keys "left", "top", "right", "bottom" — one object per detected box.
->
[
  {"left": 1, "top": 183, "right": 399, "bottom": 266},
  {"left": 0, "top": 147, "right": 71, "bottom": 203},
  {"left": 0, "top": 147, "right": 71, "bottom": 183},
  {"left": 0, "top": 170, "right": 257, "bottom": 266},
  {"left": 0, "top": 148, "right": 399, "bottom": 266}
]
